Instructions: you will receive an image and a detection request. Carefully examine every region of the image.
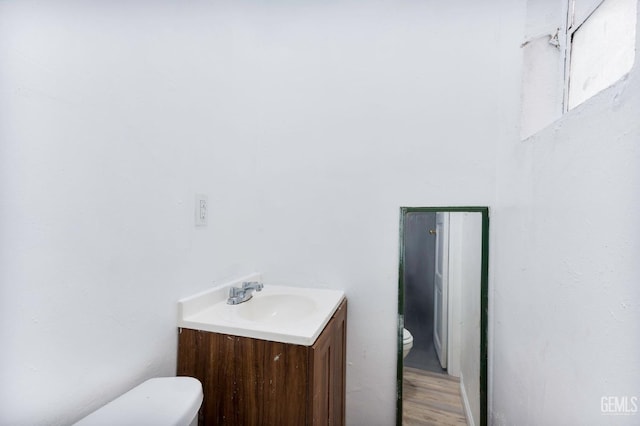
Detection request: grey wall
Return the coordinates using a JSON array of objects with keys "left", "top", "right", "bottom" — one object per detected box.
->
[{"left": 403, "top": 212, "right": 438, "bottom": 370}]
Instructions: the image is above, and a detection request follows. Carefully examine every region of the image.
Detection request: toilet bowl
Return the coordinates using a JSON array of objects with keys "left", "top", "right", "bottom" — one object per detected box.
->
[
  {"left": 75, "top": 376, "right": 203, "bottom": 426},
  {"left": 402, "top": 328, "right": 413, "bottom": 359}
]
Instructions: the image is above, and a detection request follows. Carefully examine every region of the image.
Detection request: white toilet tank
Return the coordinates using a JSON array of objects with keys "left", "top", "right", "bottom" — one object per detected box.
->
[{"left": 75, "top": 377, "right": 203, "bottom": 426}]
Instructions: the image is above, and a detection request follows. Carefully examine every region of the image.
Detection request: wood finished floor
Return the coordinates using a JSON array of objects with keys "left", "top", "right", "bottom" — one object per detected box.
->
[{"left": 403, "top": 367, "right": 467, "bottom": 426}]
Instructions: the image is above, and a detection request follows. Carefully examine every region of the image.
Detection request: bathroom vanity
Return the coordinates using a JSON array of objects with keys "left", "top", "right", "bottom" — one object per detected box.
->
[{"left": 176, "top": 275, "right": 346, "bottom": 426}]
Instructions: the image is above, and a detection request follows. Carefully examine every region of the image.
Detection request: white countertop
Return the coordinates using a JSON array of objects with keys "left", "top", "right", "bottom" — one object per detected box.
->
[{"left": 178, "top": 274, "right": 345, "bottom": 346}]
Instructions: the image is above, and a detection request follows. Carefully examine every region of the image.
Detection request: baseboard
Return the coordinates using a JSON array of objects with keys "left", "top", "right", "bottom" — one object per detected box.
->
[{"left": 459, "top": 373, "right": 475, "bottom": 426}]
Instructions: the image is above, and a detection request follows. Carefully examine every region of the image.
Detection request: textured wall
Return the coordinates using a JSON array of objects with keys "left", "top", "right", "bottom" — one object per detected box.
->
[
  {"left": 0, "top": 1, "right": 507, "bottom": 424},
  {"left": 492, "top": 1, "right": 640, "bottom": 424}
]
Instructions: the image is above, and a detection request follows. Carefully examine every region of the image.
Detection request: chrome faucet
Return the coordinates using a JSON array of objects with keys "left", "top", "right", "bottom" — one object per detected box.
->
[{"left": 227, "top": 281, "right": 264, "bottom": 305}]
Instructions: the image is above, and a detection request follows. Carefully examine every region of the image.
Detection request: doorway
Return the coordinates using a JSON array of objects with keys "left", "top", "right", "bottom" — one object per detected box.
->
[
  {"left": 397, "top": 207, "right": 489, "bottom": 426},
  {"left": 403, "top": 212, "right": 444, "bottom": 373}
]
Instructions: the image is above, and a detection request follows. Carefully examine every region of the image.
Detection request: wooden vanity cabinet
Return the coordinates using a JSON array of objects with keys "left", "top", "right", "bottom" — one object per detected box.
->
[
  {"left": 177, "top": 298, "right": 347, "bottom": 426},
  {"left": 309, "top": 299, "right": 347, "bottom": 426}
]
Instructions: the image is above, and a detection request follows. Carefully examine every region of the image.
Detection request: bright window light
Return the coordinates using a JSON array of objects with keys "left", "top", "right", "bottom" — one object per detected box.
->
[{"left": 568, "top": 0, "right": 637, "bottom": 109}]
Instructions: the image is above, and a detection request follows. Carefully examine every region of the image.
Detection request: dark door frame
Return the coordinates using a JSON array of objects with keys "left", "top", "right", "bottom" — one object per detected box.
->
[{"left": 397, "top": 206, "right": 489, "bottom": 426}]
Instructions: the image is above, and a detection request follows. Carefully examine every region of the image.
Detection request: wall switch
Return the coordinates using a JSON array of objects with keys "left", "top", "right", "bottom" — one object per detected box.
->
[{"left": 195, "top": 194, "right": 208, "bottom": 226}]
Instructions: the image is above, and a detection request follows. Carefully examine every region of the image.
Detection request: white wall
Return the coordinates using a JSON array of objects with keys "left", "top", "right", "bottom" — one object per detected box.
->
[
  {"left": 445, "top": 211, "right": 483, "bottom": 425},
  {"left": 448, "top": 213, "right": 463, "bottom": 378},
  {"left": 10, "top": 1, "right": 634, "bottom": 425},
  {"left": 0, "top": 1, "right": 510, "bottom": 424},
  {"left": 459, "top": 212, "right": 482, "bottom": 426},
  {"left": 447, "top": 212, "right": 482, "bottom": 425},
  {"left": 492, "top": 1, "right": 640, "bottom": 424}
]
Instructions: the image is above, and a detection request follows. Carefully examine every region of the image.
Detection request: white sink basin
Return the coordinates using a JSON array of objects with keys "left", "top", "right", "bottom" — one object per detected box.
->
[
  {"left": 178, "top": 273, "right": 345, "bottom": 346},
  {"left": 235, "top": 294, "right": 316, "bottom": 323}
]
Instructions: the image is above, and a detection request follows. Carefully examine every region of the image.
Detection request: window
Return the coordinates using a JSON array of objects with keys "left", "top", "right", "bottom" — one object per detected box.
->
[
  {"left": 520, "top": 0, "right": 637, "bottom": 139},
  {"left": 567, "top": 0, "right": 637, "bottom": 109}
]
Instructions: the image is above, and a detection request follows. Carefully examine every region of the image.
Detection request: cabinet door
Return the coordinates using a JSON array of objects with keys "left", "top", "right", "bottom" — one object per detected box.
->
[
  {"left": 309, "top": 299, "right": 347, "bottom": 426},
  {"left": 310, "top": 322, "right": 333, "bottom": 426},
  {"left": 330, "top": 300, "right": 347, "bottom": 426},
  {"left": 178, "top": 329, "right": 308, "bottom": 426}
]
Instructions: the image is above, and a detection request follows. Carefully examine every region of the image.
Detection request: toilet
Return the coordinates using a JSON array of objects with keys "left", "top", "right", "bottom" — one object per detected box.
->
[
  {"left": 75, "top": 377, "right": 203, "bottom": 426},
  {"left": 402, "top": 328, "right": 414, "bottom": 359}
]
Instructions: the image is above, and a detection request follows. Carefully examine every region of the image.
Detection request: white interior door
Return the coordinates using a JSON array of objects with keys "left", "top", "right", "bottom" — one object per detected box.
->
[{"left": 433, "top": 212, "right": 450, "bottom": 369}]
